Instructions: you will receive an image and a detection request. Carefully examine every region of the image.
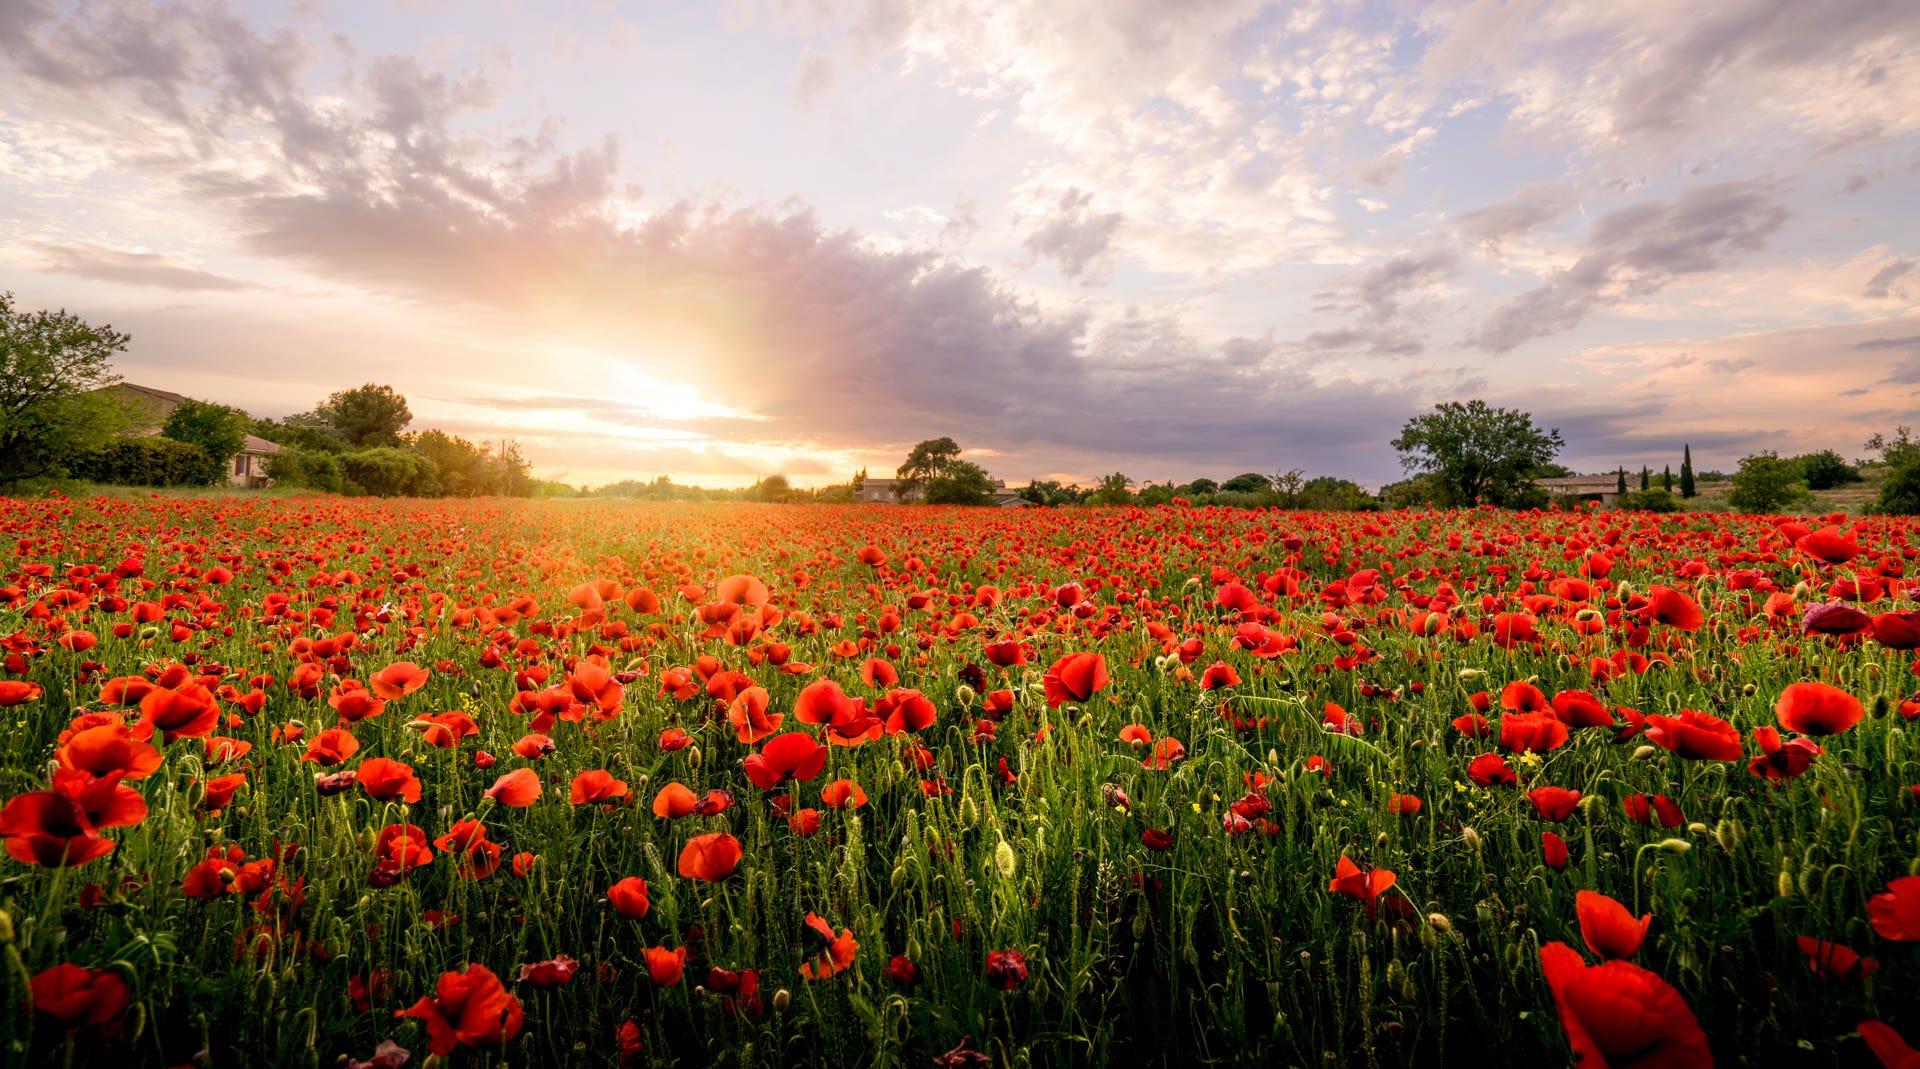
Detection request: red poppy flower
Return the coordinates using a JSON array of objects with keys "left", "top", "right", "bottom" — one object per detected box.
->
[
  {"left": 743, "top": 732, "right": 827, "bottom": 790},
  {"left": 1870, "top": 610, "right": 1920, "bottom": 650},
  {"left": 302, "top": 727, "right": 360, "bottom": 766},
  {"left": 1858, "top": 1020, "right": 1919, "bottom": 1069},
  {"left": 799, "top": 912, "right": 858, "bottom": 979},
  {"left": 1501, "top": 713, "right": 1569, "bottom": 753},
  {"left": 139, "top": 682, "right": 220, "bottom": 738},
  {"left": 56, "top": 724, "right": 163, "bottom": 780},
  {"left": 727, "top": 686, "right": 783, "bottom": 745},
  {"left": 518, "top": 955, "right": 579, "bottom": 987},
  {"left": 356, "top": 758, "right": 422, "bottom": 804},
  {"left": 608, "top": 876, "right": 650, "bottom": 919},
  {"left": 1795, "top": 937, "right": 1878, "bottom": 982},
  {"left": 1869, "top": 876, "right": 1920, "bottom": 941},
  {"left": 677, "top": 832, "right": 743, "bottom": 882},
  {"left": 1774, "top": 682, "right": 1863, "bottom": 736},
  {"left": 1638, "top": 586, "right": 1704, "bottom": 631},
  {"left": 644, "top": 945, "right": 687, "bottom": 986},
  {"left": 29, "top": 963, "right": 130, "bottom": 1030},
  {"left": 1328, "top": 855, "right": 1396, "bottom": 910},
  {"left": 820, "top": 779, "right": 867, "bottom": 809},
  {"left": 484, "top": 768, "right": 541, "bottom": 807},
  {"left": 570, "top": 769, "right": 629, "bottom": 805},
  {"left": 1796, "top": 527, "right": 1861, "bottom": 564},
  {"left": 1042, "top": 652, "right": 1109, "bottom": 707},
  {"left": 1538, "top": 942, "right": 1709, "bottom": 1069},
  {"left": 1541, "top": 831, "right": 1569, "bottom": 871},
  {"left": 1199, "top": 662, "right": 1241, "bottom": 690},
  {"left": 1527, "top": 786, "right": 1582, "bottom": 822},
  {"left": 1576, "top": 891, "right": 1649, "bottom": 960},
  {"left": 1644, "top": 709, "right": 1742, "bottom": 761},
  {"left": 878, "top": 689, "right": 938, "bottom": 734},
  {"left": 395, "top": 964, "right": 525, "bottom": 1055},
  {"left": 1467, "top": 753, "right": 1516, "bottom": 787},
  {"left": 370, "top": 661, "right": 430, "bottom": 700},
  {"left": 0, "top": 680, "right": 43, "bottom": 707}
]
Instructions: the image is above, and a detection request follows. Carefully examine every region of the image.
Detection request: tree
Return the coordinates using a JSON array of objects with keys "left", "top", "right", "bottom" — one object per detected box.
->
[
  {"left": 1662, "top": 465, "right": 1673, "bottom": 492},
  {"left": 1390, "top": 400, "right": 1564, "bottom": 507},
  {"left": 162, "top": 399, "right": 252, "bottom": 485},
  {"left": 1615, "top": 468, "right": 1627, "bottom": 494},
  {"left": 1297, "top": 476, "right": 1373, "bottom": 511},
  {"left": 1085, "top": 472, "right": 1134, "bottom": 506},
  {"left": 894, "top": 437, "right": 961, "bottom": 500},
  {"left": 1867, "top": 427, "right": 1920, "bottom": 515},
  {"left": 0, "top": 293, "right": 132, "bottom": 485},
  {"left": 1639, "top": 466, "right": 1650, "bottom": 491},
  {"left": 1792, "top": 449, "right": 1861, "bottom": 491},
  {"left": 1221, "top": 472, "right": 1270, "bottom": 494},
  {"left": 1727, "top": 452, "right": 1806, "bottom": 513},
  {"left": 1180, "top": 477, "right": 1220, "bottom": 497},
  {"left": 923, "top": 461, "right": 996, "bottom": 505},
  {"left": 1679, "top": 444, "right": 1696, "bottom": 498},
  {"left": 1271, "top": 469, "right": 1305, "bottom": 506},
  {"left": 312, "top": 384, "right": 412, "bottom": 447}
]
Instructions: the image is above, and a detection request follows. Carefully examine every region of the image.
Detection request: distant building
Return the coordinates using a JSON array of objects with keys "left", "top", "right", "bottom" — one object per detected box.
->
[
  {"left": 100, "top": 383, "right": 282, "bottom": 489},
  {"left": 1537, "top": 474, "right": 1623, "bottom": 508},
  {"left": 856, "top": 476, "right": 1029, "bottom": 507}
]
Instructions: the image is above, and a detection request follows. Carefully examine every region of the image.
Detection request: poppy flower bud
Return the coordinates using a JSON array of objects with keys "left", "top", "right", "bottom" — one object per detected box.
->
[
  {"left": 1777, "top": 869, "right": 1794, "bottom": 898},
  {"left": 1873, "top": 694, "right": 1890, "bottom": 719},
  {"left": 1632, "top": 745, "right": 1657, "bottom": 761},
  {"left": 1740, "top": 683, "right": 1756, "bottom": 697},
  {"left": 1461, "top": 827, "right": 1481, "bottom": 850},
  {"left": 955, "top": 684, "right": 977, "bottom": 709},
  {"left": 994, "top": 840, "right": 1016, "bottom": 878},
  {"left": 1426, "top": 913, "right": 1452, "bottom": 934},
  {"left": 0, "top": 909, "right": 11, "bottom": 943},
  {"left": 1714, "top": 820, "right": 1742, "bottom": 852},
  {"left": 1686, "top": 822, "right": 1708, "bottom": 837},
  {"left": 1658, "top": 838, "right": 1691, "bottom": 854},
  {"left": 688, "top": 746, "right": 702, "bottom": 771},
  {"left": 1457, "top": 669, "right": 1485, "bottom": 683},
  {"left": 139, "top": 626, "right": 160, "bottom": 642},
  {"left": 772, "top": 989, "right": 790, "bottom": 1013}
]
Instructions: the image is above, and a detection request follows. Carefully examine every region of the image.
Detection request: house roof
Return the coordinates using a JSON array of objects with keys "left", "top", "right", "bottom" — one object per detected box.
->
[
  {"left": 243, "top": 434, "right": 283, "bottom": 454},
  {"left": 112, "top": 383, "right": 192, "bottom": 407}
]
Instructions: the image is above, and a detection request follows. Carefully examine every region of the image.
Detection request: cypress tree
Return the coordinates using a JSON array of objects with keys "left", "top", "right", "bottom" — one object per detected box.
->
[
  {"left": 1662, "top": 465, "right": 1673, "bottom": 492},
  {"left": 1639, "top": 465, "right": 1649, "bottom": 491},
  {"left": 1616, "top": 468, "right": 1627, "bottom": 493},
  {"left": 1680, "top": 445, "right": 1696, "bottom": 498}
]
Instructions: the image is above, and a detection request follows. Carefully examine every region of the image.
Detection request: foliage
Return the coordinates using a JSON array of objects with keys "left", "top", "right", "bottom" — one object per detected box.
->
[
  {"left": 1868, "top": 427, "right": 1920, "bottom": 515},
  {"left": 1083, "top": 471, "right": 1134, "bottom": 506},
  {"left": 1016, "top": 480, "right": 1084, "bottom": 507},
  {"left": 922, "top": 460, "right": 997, "bottom": 505},
  {"left": 1296, "top": 476, "right": 1374, "bottom": 511},
  {"left": 0, "top": 293, "right": 132, "bottom": 485},
  {"left": 1391, "top": 400, "right": 1564, "bottom": 507},
  {"left": 338, "top": 447, "right": 440, "bottom": 497},
  {"left": 407, "top": 430, "right": 533, "bottom": 497},
  {"left": 1726, "top": 451, "right": 1808, "bottom": 513},
  {"left": 894, "top": 437, "right": 962, "bottom": 499},
  {"left": 1614, "top": 488, "right": 1681, "bottom": 512},
  {"left": 309, "top": 384, "right": 413, "bottom": 447},
  {"left": 162, "top": 399, "right": 252, "bottom": 485},
  {"left": 1220, "top": 471, "right": 1271, "bottom": 494},
  {"left": 1680, "top": 444, "right": 1696, "bottom": 498},
  {"left": 265, "top": 448, "right": 346, "bottom": 493},
  {"left": 69, "top": 436, "right": 211, "bottom": 487},
  {"left": 1791, "top": 450, "right": 1862, "bottom": 491}
]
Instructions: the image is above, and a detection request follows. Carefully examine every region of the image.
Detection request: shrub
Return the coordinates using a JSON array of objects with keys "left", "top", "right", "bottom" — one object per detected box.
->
[
  {"left": 1791, "top": 450, "right": 1862, "bottom": 491},
  {"left": 71, "top": 436, "right": 212, "bottom": 487},
  {"left": 266, "top": 448, "right": 345, "bottom": 492},
  {"left": 1874, "top": 458, "right": 1920, "bottom": 515},
  {"left": 339, "top": 447, "right": 439, "bottom": 497},
  {"left": 1615, "top": 489, "right": 1680, "bottom": 512},
  {"left": 1727, "top": 452, "right": 1807, "bottom": 513}
]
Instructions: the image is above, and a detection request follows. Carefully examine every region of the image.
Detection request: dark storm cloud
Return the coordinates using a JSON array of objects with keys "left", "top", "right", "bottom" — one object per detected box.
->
[{"left": 1472, "top": 182, "right": 1789, "bottom": 352}]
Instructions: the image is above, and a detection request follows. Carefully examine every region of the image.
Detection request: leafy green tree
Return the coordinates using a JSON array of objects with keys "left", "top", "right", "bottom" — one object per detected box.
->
[
  {"left": 749, "top": 474, "right": 794, "bottom": 503},
  {"left": 1615, "top": 489, "right": 1680, "bottom": 513},
  {"left": 339, "top": 447, "right": 438, "bottom": 496},
  {"left": 924, "top": 460, "right": 996, "bottom": 505},
  {"left": 1017, "top": 480, "right": 1082, "bottom": 506},
  {"left": 0, "top": 292, "right": 132, "bottom": 485},
  {"left": 1221, "top": 472, "right": 1270, "bottom": 494},
  {"left": 1271, "top": 469, "right": 1305, "bottom": 506},
  {"left": 1085, "top": 471, "right": 1134, "bottom": 506},
  {"left": 1791, "top": 450, "right": 1861, "bottom": 491},
  {"left": 312, "top": 384, "right": 412, "bottom": 447},
  {"left": 1179, "top": 477, "right": 1220, "bottom": 497},
  {"left": 1867, "top": 427, "right": 1920, "bottom": 515},
  {"left": 1727, "top": 452, "right": 1806, "bottom": 513},
  {"left": 1297, "top": 476, "right": 1373, "bottom": 510},
  {"left": 1679, "top": 444, "right": 1696, "bottom": 498},
  {"left": 265, "top": 448, "right": 344, "bottom": 492},
  {"left": 895, "top": 437, "right": 961, "bottom": 500},
  {"left": 1390, "top": 400, "right": 1564, "bottom": 507},
  {"left": 163, "top": 399, "right": 252, "bottom": 485}
]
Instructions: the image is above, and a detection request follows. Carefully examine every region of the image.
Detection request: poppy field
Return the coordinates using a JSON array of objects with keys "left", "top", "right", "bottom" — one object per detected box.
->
[{"left": 2, "top": 494, "right": 1918, "bottom": 1068}]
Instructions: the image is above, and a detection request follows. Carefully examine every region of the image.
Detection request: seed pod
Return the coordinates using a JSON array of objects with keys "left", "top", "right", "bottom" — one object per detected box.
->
[
  {"left": 994, "top": 839, "right": 1017, "bottom": 878},
  {"left": 1461, "top": 827, "right": 1481, "bottom": 850},
  {"left": 1426, "top": 913, "right": 1452, "bottom": 935},
  {"left": 688, "top": 746, "right": 702, "bottom": 771},
  {"left": 1776, "top": 869, "right": 1794, "bottom": 899},
  {"left": 1632, "top": 745, "right": 1657, "bottom": 761},
  {"left": 773, "top": 989, "right": 791, "bottom": 1013},
  {"left": 955, "top": 684, "right": 977, "bottom": 709},
  {"left": 1714, "top": 819, "right": 1742, "bottom": 852},
  {"left": 1658, "top": 838, "right": 1691, "bottom": 854}
]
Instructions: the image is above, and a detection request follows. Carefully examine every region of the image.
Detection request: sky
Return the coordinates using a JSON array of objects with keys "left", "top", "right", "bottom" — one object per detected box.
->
[{"left": 3, "top": 0, "right": 1918, "bottom": 490}]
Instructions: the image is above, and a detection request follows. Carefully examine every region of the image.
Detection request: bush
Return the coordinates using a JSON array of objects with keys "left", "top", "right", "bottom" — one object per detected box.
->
[
  {"left": 1791, "top": 450, "right": 1862, "bottom": 491},
  {"left": 266, "top": 448, "right": 345, "bottom": 492},
  {"left": 1727, "top": 452, "right": 1807, "bottom": 513},
  {"left": 1874, "top": 459, "right": 1920, "bottom": 515},
  {"left": 1614, "top": 489, "right": 1680, "bottom": 512},
  {"left": 339, "top": 447, "right": 439, "bottom": 497},
  {"left": 71, "top": 436, "right": 211, "bottom": 487}
]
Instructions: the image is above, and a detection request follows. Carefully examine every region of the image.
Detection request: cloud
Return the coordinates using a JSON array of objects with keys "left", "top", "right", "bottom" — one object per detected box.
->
[
  {"left": 1855, "top": 333, "right": 1920, "bottom": 350},
  {"left": 793, "top": 54, "right": 836, "bottom": 109},
  {"left": 21, "top": 240, "right": 256, "bottom": 291},
  {"left": 1300, "top": 250, "right": 1458, "bottom": 357},
  {"left": 1455, "top": 183, "right": 1577, "bottom": 246},
  {"left": 1472, "top": 182, "right": 1789, "bottom": 352},
  {"left": 1864, "top": 257, "right": 1915, "bottom": 299},
  {"left": 1019, "top": 187, "right": 1122, "bottom": 282}
]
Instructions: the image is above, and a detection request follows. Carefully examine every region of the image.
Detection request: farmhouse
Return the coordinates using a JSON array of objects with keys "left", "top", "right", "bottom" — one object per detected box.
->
[
  {"left": 100, "top": 383, "right": 283, "bottom": 489},
  {"left": 1537, "top": 473, "right": 1624, "bottom": 508},
  {"left": 856, "top": 476, "right": 1030, "bottom": 507}
]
